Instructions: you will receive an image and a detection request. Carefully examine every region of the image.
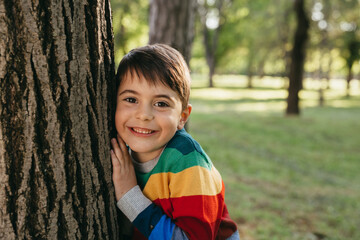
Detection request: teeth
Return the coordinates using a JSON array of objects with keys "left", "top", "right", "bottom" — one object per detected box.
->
[{"left": 133, "top": 128, "right": 153, "bottom": 134}]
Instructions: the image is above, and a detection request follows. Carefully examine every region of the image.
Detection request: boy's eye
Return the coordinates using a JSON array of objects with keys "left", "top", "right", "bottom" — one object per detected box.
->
[
  {"left": 125, "top": 97, "right": 137, "bottom": 103},
  {"left": 155, "top": 101, "right": 169, "bottom": 107}
]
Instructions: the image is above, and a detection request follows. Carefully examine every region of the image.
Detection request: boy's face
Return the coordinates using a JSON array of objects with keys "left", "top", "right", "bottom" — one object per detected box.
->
[{"left": 115, "top": 72, "right": 191, "bottom": 162}]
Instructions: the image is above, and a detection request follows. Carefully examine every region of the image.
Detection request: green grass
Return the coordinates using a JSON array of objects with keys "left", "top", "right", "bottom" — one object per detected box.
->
[{"left": 188, "top": 74, "right": 360, "bottom": 240}]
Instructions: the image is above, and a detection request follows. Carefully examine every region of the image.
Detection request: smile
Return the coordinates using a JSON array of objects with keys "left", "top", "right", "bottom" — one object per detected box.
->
[{"left": 131, "top": 127, "right": 155, "bottom": 134}]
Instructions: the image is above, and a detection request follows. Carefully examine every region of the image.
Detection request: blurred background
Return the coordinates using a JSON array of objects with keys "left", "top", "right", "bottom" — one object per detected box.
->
[{"left": 110, "top": 0, "right": 359, "bottom": 239}]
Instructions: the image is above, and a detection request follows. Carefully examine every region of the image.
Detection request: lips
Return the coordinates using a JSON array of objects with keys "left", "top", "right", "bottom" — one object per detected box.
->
[{"left": 130, "top": 127, "right": 156, "bottom": 135}]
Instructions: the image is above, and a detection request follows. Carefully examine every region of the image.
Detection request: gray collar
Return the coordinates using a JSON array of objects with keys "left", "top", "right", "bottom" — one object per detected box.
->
[{"left": 129, "top": 148, "right": 165, "bottom": 173}]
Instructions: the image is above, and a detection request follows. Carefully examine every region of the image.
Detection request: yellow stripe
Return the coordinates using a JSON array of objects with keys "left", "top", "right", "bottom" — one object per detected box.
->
[{"left": 143, "top": 166, "right": 223, "bottom": 201}]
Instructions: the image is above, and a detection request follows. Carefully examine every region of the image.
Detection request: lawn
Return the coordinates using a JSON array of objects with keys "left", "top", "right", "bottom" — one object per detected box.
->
[{"left": 188, "top": 74, "right": 360, "bottom": 240}]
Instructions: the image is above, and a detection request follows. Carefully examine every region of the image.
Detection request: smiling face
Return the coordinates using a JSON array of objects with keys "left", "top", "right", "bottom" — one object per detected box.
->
[{"left": 115, "top": 71, "right": 191, "bottom": 162}]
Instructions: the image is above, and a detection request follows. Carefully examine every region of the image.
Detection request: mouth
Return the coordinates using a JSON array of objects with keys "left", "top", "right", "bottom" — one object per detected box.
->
[{"left": 130, "top": 127, "right": 156, "bottom": 135}]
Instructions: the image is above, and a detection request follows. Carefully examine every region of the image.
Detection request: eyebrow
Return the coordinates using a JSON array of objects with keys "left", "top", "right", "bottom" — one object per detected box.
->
[
  {"left": 118, "top": 89, "right": 138, "bottom": 96},
  {"left": 154, "top": 94, "right": 173, "bottom": 101},
  {"left": 118, "top": 90, "right": 174, "bottom": 102}
]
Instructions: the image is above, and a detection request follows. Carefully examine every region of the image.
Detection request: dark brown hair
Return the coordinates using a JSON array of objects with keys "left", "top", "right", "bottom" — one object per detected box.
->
[{"left": 116, "top": 44, "right": 191, "bottom": 109}]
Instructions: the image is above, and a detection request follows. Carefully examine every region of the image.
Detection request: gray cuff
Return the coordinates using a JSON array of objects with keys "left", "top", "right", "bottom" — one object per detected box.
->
[{"left": 116, "top": 185, "right": 152, "bottom": 222}]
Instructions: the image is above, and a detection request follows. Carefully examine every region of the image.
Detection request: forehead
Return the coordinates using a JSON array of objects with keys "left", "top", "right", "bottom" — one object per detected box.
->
[{"left": 119, "top": 71, "right": 179, "bottom": 96}]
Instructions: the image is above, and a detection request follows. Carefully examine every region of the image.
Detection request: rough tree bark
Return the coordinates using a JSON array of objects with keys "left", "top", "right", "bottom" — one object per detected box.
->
[
  {"left": 0, "top": 0, "right": 120, "bottom": 239},
  {"left": 148, "top": 0, "right": 197, "bottom": 65},
  {"left": 286, "top": 0, "right": 309, "bottom": 115}
]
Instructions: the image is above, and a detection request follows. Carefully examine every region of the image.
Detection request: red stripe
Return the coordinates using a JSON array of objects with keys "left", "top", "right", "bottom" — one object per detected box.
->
[
  {"left": 151, "top": 184, "right": 236, "bottom": 240},
  {"left": 153, "top": 192, "right": 224, "bottom": 223},
  {"left": 216, "top": 204, "right": 238, "bottom": 240}
]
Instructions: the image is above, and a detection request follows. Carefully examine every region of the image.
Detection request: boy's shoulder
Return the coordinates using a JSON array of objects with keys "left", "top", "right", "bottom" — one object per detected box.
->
[
  {"left": 167, "top": 128, "right": 203, "bottom": 155},
  {"left": 155, "top": 129, "right": 212, "bottom": 174}
]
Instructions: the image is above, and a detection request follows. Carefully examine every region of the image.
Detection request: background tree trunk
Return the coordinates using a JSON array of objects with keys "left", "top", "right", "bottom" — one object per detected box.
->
[
  {"left": 203, "top": 26, "right": 217, "bottom": 88},
  {"left": 246, "top": 47, "right": 255, "bottom": 89},
  {"left": 148, "top": 0, "right": 197, "bottom": 65},
  {"left": 0, "top": 0, "right": 120, "bottom": 239},
  {"left": 346, "top": 65, "right": 353, "bottom": 97},
  {"left": 198, "top": 0, "right": 227, "bottom": 88},
  {"left": 286, "top": 0, "right": 309, "bottom": 115}
]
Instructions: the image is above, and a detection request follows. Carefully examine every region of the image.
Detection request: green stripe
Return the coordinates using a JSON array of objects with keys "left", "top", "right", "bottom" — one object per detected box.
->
[
  {"left": 136, "top": 148, "right": 213, "bottom": 188},
  {"left": 159, "top": 148, "right": 212, "bottom": 172}
]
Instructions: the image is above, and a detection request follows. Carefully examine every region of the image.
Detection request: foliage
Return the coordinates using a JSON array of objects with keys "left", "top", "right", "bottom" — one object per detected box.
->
[
  {"left": 111, "top": 0, "right": 149, "bottom": 66},
  {"left": 306, "top": 0, "right": 360, "bottom": 77},
  {"left": 111, "top": 0, "right": 360, "bottom": 79}
]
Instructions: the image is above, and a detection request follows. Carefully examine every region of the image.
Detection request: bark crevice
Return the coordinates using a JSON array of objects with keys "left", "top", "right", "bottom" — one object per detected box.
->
[
  {"left": 38, "top": 0, "right": 53, "bottom": 56},
  {"left": 25, "top": 155, "right": 41, "bottom": 238},
  {"left": 84, "top": 2, "right": 99, "bottom": 94},
  {"left": 31, "top": 53, "right": 57, "bottom": 215},
  {"left": 57, "top": 200, "right": 69, "bottom": 239}
]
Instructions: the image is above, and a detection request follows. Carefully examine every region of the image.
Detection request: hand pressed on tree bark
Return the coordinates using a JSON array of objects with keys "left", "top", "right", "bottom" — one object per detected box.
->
[{"left": 110, "top": 135, "right": 137, "bottom": 201}]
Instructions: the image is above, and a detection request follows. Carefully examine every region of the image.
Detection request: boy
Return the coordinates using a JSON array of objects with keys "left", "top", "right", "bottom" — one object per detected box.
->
[{"left": 111, "top": 44, "right": 239, "bottom": 240}]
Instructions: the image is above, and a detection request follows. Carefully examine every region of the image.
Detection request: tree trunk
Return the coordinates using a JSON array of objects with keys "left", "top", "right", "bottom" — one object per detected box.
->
[
  {"left": 325, "top": 53, "right": 333, "bottom": 90},
  {"left": 148, "top": 0, "right": 196, "bottom": 65},
  {"left": 286, "top": 0, "right": 309, "bottom": 115},
  {"left": 207, "top": 54, "right": 215, "bottom": 88},
  {"left": 247, "top": 49, "right": 255, "bottom": 89},
  {"left": 199, "top": 0, "right": 227, "bottom": 88},
  {"left": 203, "top": 27, "right": 216, "bottom": 88},
  {"left": 0, "top": 0, "right": 120, "bottom": 239},
  {"left": 346, "top": 65, "right": 353, "bottom": 97}
]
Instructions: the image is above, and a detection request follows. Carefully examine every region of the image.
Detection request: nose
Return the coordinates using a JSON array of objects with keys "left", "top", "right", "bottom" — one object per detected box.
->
[{"left": 136, "top": 103, "right": 154, "bottom": 121}]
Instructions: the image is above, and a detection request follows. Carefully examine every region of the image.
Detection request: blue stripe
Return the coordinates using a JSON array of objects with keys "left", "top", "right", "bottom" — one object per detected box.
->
[
  {"left": 149, "top": 215, "right": 176, "bottom": 240},
  {"left": 227, "top": 230, "right": 240, "bottom": 240},
  {"left": 132, "top": 203, "right": 163, "bottom": 238}
]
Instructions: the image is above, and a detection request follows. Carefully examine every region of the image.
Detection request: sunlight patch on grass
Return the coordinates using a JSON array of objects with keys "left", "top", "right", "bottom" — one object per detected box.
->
[
  {"left": 190, "top": 76, "right": 360, "bottom": 113},
  {"left": 191, "top": 88, "right": 288, "bottom": 113},
  {"left": 191, "top": 100, "right": 287, "bottom": 113},
  {"left": 191, "top": 88, "right": 288, "bottom": 101}
]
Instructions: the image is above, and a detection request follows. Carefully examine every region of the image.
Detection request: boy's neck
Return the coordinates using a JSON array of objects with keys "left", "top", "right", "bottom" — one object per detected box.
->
[{"left": 131, "top": 147, "right": 165, "bottom": 163}]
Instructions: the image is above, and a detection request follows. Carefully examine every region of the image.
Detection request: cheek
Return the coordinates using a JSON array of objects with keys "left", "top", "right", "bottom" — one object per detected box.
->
[
  {"left": 115, "top": 110, "right": 124, "bottom": 131},
  {"left": 161, "top": 113, "right": 182, "bottom": 129}
]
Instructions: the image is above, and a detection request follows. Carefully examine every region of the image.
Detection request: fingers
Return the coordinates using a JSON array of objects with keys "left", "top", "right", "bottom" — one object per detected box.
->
[
  {"left": 110, "top": 149, "right": 120, "bottom": 168},
  {"left": 111, "top": 135, "right": 131, "bottom": 165},
  {"left": 111, "top": 138, "right": 123, "bottom": 163},
  {"left": 116, "top": 134, "right": 132, "bottom": 167},
  {"left": 110, "top": 135, "right": 137, "bottom": 201},
  {"left": 117, "top": 134, "right": 127, "bottom": 152}
]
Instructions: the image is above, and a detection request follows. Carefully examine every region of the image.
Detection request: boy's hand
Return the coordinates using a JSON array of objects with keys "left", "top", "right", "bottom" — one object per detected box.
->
[{"left": 111, "top": 135, "right": 137, "bottom": 201}]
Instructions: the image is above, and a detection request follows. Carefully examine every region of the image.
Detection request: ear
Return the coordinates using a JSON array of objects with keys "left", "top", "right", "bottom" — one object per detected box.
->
[{"left": 177, "top": 104, "right": 192, "bottom": 130}]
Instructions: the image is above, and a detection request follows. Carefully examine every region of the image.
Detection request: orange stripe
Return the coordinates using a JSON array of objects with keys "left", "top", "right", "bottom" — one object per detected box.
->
[{"left": 142, "top": 166, "right": 222, "bottom": 201}]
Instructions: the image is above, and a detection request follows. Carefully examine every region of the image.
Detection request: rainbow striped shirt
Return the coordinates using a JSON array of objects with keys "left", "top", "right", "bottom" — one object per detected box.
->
[{"left": 117, "top": 129, "right": 238, "bottom": 240}]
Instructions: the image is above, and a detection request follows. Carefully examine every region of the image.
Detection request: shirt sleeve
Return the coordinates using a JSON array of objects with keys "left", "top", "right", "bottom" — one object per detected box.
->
[
  {"left": 117, "top": 185, "right": 189, "bottom": 240},
  {"left": 117, "top": 166, "right": 226, "bottom": 239}
]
